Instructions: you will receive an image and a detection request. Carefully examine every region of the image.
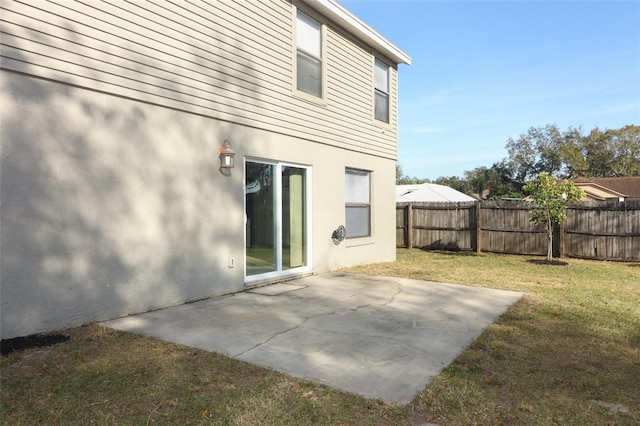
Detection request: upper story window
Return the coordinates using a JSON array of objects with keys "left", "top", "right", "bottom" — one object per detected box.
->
[
  {"left": 296, "top": 11, "right": 323, "bottom": 98},
  {"left": 374, "top": 59, "right": 389, "bottom": 123}
]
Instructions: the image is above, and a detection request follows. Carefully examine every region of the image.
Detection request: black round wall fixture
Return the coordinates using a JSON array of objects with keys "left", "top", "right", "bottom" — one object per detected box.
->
[{"left": 332, "top": 225, "right": 346, "bottom": 245}]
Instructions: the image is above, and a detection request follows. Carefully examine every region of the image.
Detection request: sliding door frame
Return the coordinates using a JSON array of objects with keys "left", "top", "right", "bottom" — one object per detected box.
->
[{"left": 244, "top": 157, "right": 313, "bottom": 285}]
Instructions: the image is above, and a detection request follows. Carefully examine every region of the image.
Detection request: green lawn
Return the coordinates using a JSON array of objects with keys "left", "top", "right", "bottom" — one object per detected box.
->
[{"left": 1, "top": 250, "right": 638, "bottom": 425}]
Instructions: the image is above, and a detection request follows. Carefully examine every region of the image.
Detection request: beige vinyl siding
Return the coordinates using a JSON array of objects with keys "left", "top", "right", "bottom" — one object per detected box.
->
[
  {"left": 390, "top": 68, "right": 399, "bottom": 127},
  {"left": 1, "top": 0, "right": 399, "bottom": 159},
  {"left": 326, "top": 25, "right": 399, "bottom": 156},
  {"left": 327, "top": 33, "right": 373, "bottom": 116},
  {"left": 327, "top": 25, "right": 399, "bottom": 124}
]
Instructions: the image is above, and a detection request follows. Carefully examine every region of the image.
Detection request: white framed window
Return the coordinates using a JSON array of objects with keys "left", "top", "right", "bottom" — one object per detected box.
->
[
  {"left": 296, "top": 11, "right": 323, "bottom": 98},
  {"left": 345, "top": 168, "right": 371, "bottom": 238},
  {"left": 374, "top": 59, "right": 389, "bottom": 123}
]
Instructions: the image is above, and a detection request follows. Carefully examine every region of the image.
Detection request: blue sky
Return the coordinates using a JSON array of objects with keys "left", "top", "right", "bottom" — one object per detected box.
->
[{"left": 341, "top": 0, "right": 640, "bottom": 180}]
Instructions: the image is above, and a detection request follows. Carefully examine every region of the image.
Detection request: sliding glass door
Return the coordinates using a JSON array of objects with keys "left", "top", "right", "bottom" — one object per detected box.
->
[{"left": 245, "top": 160, "right": 310, "bottom": 281}]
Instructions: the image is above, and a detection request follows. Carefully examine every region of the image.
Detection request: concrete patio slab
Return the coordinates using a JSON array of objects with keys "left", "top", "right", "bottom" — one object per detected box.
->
[{"left": 103, "top": 273, "right": 524, "bottom": 405}]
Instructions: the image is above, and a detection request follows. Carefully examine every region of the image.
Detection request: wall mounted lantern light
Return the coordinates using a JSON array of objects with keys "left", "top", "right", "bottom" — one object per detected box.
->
[{"left": 219, "top": 139, "right": 235, "bottom": 169}]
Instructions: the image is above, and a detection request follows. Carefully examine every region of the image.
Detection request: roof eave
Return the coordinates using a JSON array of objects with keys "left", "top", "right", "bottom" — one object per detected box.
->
[
  {"left": 307, "top": 0, "right": 412, "bottom": 65},
  {"left": 575, "top": 182, "right": 627, "bottom": 198}
]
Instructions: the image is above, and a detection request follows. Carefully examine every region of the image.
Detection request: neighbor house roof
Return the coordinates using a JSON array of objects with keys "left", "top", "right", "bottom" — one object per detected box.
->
[
  {"left": 571, "top": 177, "right": 640, "bottom": 200},
  {"left": 396, "top": 183, "right": 476, "bottom": 202},
  {"left": 307, "top": 0, "right": 412, "bottom": 65}
]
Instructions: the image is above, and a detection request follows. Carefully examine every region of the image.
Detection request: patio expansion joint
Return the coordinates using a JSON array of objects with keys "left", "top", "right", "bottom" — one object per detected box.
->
[{"left": 231, "top": 283, "right": 404, "bottom": 359}]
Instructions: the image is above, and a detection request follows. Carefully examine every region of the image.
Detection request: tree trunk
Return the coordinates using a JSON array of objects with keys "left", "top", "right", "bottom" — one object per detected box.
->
[{"left": 547, "top": 224, "right": 553, "bottom": 261}]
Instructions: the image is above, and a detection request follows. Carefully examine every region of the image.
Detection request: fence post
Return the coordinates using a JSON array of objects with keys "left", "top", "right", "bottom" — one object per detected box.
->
[
  {"left": 475, "top": 201, "right": 482, "bottom": 254},
  {"left": 559, "top": 221, "right": 565, "bottom": 258},
  {"left": 407, "top": 202, "right": 413, "bottom": 249}
]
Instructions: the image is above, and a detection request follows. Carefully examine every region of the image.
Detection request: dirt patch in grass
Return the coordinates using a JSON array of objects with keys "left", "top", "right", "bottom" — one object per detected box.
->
[
  {"left": 527, "top": 259, "right": 569, "bottom": 266},
  {"left": 1, "top": 333, "right": 70, "bottom": 356}
]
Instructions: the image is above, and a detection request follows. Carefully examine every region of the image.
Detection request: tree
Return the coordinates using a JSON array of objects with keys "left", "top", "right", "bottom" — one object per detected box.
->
[
  {"left": 396, "top": 163, "right": 431, "bottom": 185},
  {"left": 396, "top": 124, "right": 638, "bottom": 197},
  {"left": 463, "top": 161, "right": 524, "bottom": 200},
  {"left": 587, "top": 125, "right": 640, "bottom": 177},
  {"left": 464, "top": 166, "right": 491, "bottom": 198},
  {"left": 523, "top": 173, "right": 584, "bottom": 261},
  {"left": 396, "top": 163, "right": 405, "bottom": 183},
  {"left": 610, "top": 125, "right": 640, "bottom": 176},
  {"left": 508, "top": 124, "right": 640, "bottom": 180},
  {"left": 485, "top": 160, "right": 524, "bottom": 200},
  {"left": 434, "top": 175, "right": 472, "bottom": 195},
  {"left": 506, "top": 124, "right": 566, "bottom": 182},
  {"left": 558, "top": 126, "right": 589, "bottom": 177}
]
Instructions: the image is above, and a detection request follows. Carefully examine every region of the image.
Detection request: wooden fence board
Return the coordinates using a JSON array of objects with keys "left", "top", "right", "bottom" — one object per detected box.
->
[{"left": 396, "top": 200, "right": 640, "bottom": 261}]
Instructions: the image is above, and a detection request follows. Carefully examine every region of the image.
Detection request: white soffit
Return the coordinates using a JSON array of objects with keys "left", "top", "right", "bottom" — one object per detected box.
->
[{"left": 307, "top": 0, "right": 412, "bottom": 65}]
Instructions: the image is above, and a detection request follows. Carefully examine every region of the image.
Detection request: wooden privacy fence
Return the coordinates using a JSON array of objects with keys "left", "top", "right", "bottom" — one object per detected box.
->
[{"left": 396, "top": 200, "right": 640, "bottom": 262}]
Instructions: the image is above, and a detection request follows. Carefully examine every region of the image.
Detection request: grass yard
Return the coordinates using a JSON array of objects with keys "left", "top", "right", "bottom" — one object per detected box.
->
[{"left": 1, "top": 249, "right": 638, "bottom": 425}]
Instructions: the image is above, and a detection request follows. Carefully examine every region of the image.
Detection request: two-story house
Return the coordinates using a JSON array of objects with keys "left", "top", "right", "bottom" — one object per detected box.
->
[{"left": 0, "top": 0, "right": 411, "bottom": 339}]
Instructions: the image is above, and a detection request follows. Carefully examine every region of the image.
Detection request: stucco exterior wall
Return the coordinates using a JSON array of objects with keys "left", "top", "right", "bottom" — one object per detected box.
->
[{"left": 1, "top": 71, "right": 396, "bottom": 339}]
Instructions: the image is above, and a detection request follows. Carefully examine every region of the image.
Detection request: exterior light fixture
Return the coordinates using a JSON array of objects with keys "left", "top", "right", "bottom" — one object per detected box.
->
[{"left": 219, "top": 139, "right": 235, "bottom": 169}]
